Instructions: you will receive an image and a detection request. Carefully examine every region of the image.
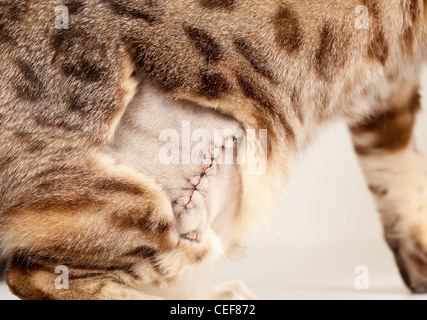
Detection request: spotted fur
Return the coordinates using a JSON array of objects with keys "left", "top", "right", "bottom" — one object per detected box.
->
[{"left": 2, "top": 0, "right": 427, "bottom": 299}]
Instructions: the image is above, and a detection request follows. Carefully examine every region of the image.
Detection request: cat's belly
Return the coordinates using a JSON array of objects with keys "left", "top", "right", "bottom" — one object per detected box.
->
[{"left": 109, "top": 82, "right": 243, "bottom": 241}]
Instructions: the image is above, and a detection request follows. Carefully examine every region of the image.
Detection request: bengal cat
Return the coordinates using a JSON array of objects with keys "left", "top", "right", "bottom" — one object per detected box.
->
[{"left": 1, "top": 0, "right": 427, "bottom": 299}]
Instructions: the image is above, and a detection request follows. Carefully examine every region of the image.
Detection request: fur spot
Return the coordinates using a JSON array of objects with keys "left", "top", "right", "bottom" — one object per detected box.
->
[
  {"left": 34, "top": 165, "right": 80, "bottom": 179},
  {"left": 402, "top": 0, "right": 419, "bottom": 51},
  {"left": 290, "top": 87, "right": 299, "bottom": 105},
  {"left": 386, "top": 237, "right": 400, "bottom": 251},
  {"left": 234, "top": 37, "right": 276, "bottom": 82},
  {"left": 26, "top": 140, "right": 48, "bottom": 153},
  {"left": 18, "top": 61, "right": 41, "bottom": 86},
  {"left": 290, "top": 86, "right": 304, "bottom": 124},
  {"left": 237, "top": 75, "right": 295, "bottom": 146},
  {"left": 0, "top": 21, "right": 15, "bottom": 44},
  {"left": 351, "top": 90, "right": 421, "bottom": 155},
  {"left": 363, "top": 0, "right": 380, "bottom": 19},
  {"left": 14, "top": 131, "right": 48, "bottom": 153},
  {"left": 403, "top": 25, "right": 415, "bottom": 49},
  {"left": 52, "top": 28, "right": 107, "bottom": 82},
  {"left": 0, "top": 155, "right": 17, "bottom": 169},
  {"left": 94, "top": 179, "right": 146, "bottom": 196},
  {"left": 200, "top": 0, "right": 236, "bottom": 9},
  {"left": 199, "top": 69, "right": 230, "bottom": 99},
  {"left": 238, "top": 76, "right": 272, "bottom": 110},
  {"left": 0, "top": 0, "right": 28, "bottom": 21},
  {"left": 61, "top": 59, "right": 106, "bottom": 82},
  {"left": 408, "top": 0, "right": 419, "bottom": 23},
  {"left": 112, "top": 207, "right": 171, "bottom": 236},
  {"left": 362, "top": 0, "right": 390, "bottom": 64},
  {"left": 184, "top": 25, "right": 224, "bottom": 63},
  {"left": 51, "top": 27, "right": 88, "bottom": 52},
  {"left": 368, "top": 185, "right": 388, "bottom": 196},
  {"left": 15, "top": 61, "right": 45, "bottom": 102},
  {"left": 65, "top": 1, "right": 85, "bottom": 15},
  {"left": 128, "top": 37, "right": 184, "bottom": 90},
  {"left": 101, "top": 0, "right": 161, "bottom": 23},
  {"left": 368, "top": 29, "right": 389, "bottom": 65},
  {"left": 34, "top": 115, "right": 82, "bottom": 132},
  {"left": 190, "top": 248, "right": 209, "bottom": 263},
  {"left": 0, "top": 0, "right": 28, "bottom": 44},
  {"left": 68, "top": 95, "right": 87, "bottom": 113},
  {"left": 274, "top": 6, "right": 303, "bottom": 53},
  {"left": 68, "top": 272, "right": 106, "bottom": 281},
  {"left": 126, "top": 246, "right": 158, "bottom": 259},
  {"left": 315, "top": 23, "right": 347, "bottom": 81}
]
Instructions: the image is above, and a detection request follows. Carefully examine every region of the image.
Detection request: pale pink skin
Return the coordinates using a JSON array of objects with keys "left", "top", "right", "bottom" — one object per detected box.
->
[{"left": 109, "top": 81, "right": 242, "bottom": 242}]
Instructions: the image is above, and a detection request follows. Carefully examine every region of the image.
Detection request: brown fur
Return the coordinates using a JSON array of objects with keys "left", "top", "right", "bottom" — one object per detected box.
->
[
  {"left": 351, "top": 88, "right": 421, "bottom": 155},
  {"left": 2, "top": 0, "right": 427, "bottom": 299}
]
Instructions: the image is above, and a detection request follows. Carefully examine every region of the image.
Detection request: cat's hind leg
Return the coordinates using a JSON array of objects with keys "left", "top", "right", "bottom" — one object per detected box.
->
[
  {"left": 350, "top": 78, "right": 427, "bottom": 293},
  {"left": 6, "top": 254, "right": 162, "bottom": 300}
]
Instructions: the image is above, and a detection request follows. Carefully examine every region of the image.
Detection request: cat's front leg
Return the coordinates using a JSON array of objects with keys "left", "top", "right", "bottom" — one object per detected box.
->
[{"left": 350, "top": 77, "right": 427, "bottom": 292}]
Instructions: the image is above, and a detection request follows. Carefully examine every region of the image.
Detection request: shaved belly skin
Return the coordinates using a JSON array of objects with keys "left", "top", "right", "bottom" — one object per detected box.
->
[{"left": 109, "top": 82, "right": 243, "bottom": 242}]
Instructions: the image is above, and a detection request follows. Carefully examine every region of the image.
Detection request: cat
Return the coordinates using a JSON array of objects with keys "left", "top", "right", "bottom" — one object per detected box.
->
[{"left": 1, "top": 0, "right": 427, "bottom": 299}]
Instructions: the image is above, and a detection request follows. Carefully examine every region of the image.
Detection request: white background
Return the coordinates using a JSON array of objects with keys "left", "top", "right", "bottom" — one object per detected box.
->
[{"left": 2, "top": 73, "right": 427, "bottom": 300}]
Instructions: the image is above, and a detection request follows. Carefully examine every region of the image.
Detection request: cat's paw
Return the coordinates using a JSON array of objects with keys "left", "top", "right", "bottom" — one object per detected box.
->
[
  {"left": 199, "top": 280, "right": 258, "bottom": 300},
  {"left": 387, "top": 234, "right": 427, "bottom": 293}
]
